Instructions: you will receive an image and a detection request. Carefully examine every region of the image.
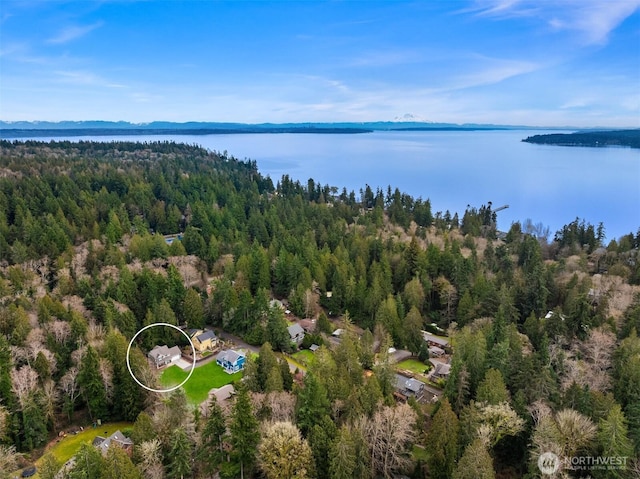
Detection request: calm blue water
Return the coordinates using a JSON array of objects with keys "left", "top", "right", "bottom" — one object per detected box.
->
[{"left": 8, "top": 130, "right": 640, "bottom": 240}]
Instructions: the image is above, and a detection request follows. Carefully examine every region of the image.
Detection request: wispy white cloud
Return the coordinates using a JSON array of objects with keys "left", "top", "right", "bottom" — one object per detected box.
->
[
  {"left": 47, "top": 21, "right": 103, "bottom": 44},
  {"left": 548, "top": 1, "right": 640, "bottom": 45},
  {"left": 54, "top": 70, "right": 125, "bottom": 88},
  {"left": 559, "top": 98, "right": 593, "bottom": 109},
  {"left": 449, "top": 56, "right": 541, "bottom": 90},
  {"left": 466, "top": 0, "right": 640, "bottom": 44}
]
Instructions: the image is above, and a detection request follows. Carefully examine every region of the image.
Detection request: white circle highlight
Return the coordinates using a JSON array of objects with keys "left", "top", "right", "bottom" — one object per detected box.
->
[{"left": 126, "top": 322, "right": 196, "bottom": 393}]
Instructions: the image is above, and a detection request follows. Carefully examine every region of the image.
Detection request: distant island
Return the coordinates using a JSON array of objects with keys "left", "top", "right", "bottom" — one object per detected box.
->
[
  {"left": 522, "top": 129, "right": 640, "bottom": 149},
  {"left": 0, "top": 120, "right": 545, "bottom": 138},
  {"left": 0, "top": 126, "right": 374, "bottom": 138}
]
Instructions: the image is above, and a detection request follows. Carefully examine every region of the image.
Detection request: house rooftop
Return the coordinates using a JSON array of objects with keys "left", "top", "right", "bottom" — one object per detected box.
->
[
  {"left": 422, "top": 332, "right": 449, "bottom": 347},
  {"left": 434, "top": 362, "right": 451, "bottom": 376},
  {"left": 394, "top": 374, "right": 426, "bottom": 393},
  {"left": 217, "top": 349, "right": 244, "bottom": 364},
  {"left": 93, "top": 430, "right": 133, "bottom": 453},
  {"left": 197, "top": 330, "right": 216, "bottom": 342},
  {"left": 287, "top": 323, "right": 305, "bottom": 337},
  {"left": 428, "top": 346, "right": 445, "bottom": 355},
  {"left": 404, "top": 377, "right": 426, "bottom": 393},
  {"left": 211, "top": 384, "right": 235, "bottom": 402},
  {"left": 148, "top": 345, "right": 180, "bottom": 360}
]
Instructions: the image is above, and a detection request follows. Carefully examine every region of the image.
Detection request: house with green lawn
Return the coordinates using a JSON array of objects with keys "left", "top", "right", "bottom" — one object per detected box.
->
[{"left": 216, "top": 349, "right": 246, "bottom": 374}]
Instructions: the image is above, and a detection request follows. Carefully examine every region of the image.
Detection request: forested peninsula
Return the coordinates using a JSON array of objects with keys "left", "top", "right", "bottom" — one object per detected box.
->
[
  {"left": 1, "top": 140, "right": 639, "bottom": 479},
  {"left": 523, "top": 129, "right": 640, "bottom": 148}
]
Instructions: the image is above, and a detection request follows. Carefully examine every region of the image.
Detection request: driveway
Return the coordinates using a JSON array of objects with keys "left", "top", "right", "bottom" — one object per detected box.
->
[{"left": 175, "top": 358, "right": 193, "bottom": 370}]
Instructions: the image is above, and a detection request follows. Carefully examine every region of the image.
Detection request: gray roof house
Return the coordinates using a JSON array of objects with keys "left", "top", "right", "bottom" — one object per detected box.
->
[
  {"left": 216, "top": 349, "right": 246, "bottom": 374},
  {"left": 197, "top": 330, "right": 217, "bottom": 342},
  {"left": 428, "top": 345, "right": 445, "bottom": 357},
  {"left": 287, "top": 323, "right": 305, "bottom": 345},
  {"left": 148, "top": 345, "right": 182, "bottom": 369},
  {"left": 394, "top": 374, "right": 426, "bottom": 400},
  {"left": 431, "top": 362, "right": 451, "bottom": 379},
  {"left": 92, "top": 430, "right": 133, "bottom": 456},
  {"left": 422, "top": 332, "right": 449, "bottom": 348}
]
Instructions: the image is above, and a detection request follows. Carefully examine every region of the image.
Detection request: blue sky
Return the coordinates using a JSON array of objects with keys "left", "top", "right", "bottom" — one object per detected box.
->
[{"left": 1, "top": 0, "right": 639, "bottom": 126}]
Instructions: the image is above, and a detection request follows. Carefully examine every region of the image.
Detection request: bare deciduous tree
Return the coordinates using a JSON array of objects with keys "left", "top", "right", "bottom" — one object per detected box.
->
[
  {"left": 48, "top": 320, "right": 71, "bottom": 344},
  {"left": 138, "top": 439, "right": 164, "bottom": 479},
  {"left": 562, "top": 328, "right": 615, "bottom": 392},
  {"left": 98, "top": 358, "right": 114, "bottom": 400},
  {"left": 41, "top": 379, "right": 59, "bottom": 432},
  {"left": 0, "top": 445, "right": 19, "bottom": 473},
  {"left": 0, "top": 405, "right": 8, "bottom": 441},
  {"left": 528, "top": 400, "right": 552, "bottom": 427},
  {"left": 10, "top": 365, "right": 38, "bottom": 408},
  {"left": 530, "top": 407, "right": 596, "bottom": 470},
  {"left": 71, "top": 345, "right": 87, "bottom": 366},
  {"left": 355, "top": 402, "right": 417, "bottom": 479},
  {"left": 263, "top": 392, "right": 296, "bottom": 422},
  {"left": 59, "top": 366, "right": 81, "bottom": 412}
]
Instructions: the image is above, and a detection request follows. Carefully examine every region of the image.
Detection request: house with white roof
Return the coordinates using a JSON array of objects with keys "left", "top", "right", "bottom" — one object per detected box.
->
[{"left": 148, "top": 345, "right": 182, "bottom": 368}]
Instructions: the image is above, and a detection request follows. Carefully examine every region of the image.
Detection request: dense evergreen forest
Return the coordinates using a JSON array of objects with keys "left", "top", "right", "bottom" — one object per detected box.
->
[
  {"left": 0, "top": 140, "right": 639, "bottom": 478},
  {"left": 522, "top": 130, "right": 640, "bottom": 148}
]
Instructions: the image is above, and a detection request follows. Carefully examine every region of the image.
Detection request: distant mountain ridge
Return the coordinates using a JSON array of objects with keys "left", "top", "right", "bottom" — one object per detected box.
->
[
  {"left": 1, "top": 120, "right": 542, "bottom": 131},
  {"left": 1, "top": 120, "right": 629, "bottom": 139}
]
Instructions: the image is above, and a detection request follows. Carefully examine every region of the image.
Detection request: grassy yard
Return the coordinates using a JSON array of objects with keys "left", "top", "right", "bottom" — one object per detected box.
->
[
  {"left": 160, "top": 360, "right": 242, "bottom": 404},
  {"left": 292, "top": 350, "right": 315, "bottom": 367},
  {"left": 9, "top": 422, "right": 135, "bottom": 479},
  {"left": 396, "top": 358, "right": 431, "bottom": 375}
]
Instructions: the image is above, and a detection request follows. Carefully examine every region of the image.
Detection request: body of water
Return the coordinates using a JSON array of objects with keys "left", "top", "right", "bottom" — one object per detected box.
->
[{"left": 7, "top": 130, "right": 639, "bottom": 240}]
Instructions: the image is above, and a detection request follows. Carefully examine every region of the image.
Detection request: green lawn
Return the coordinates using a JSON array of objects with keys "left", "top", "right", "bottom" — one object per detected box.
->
[
  {"left": 396, "top": 358, "right": 431, "bottom": 375},
  {"left": 160, "top": 360, "right": 242, "bottom": 404},
  {"left": 11, "top": 421, "right": 135, "bottom": 478},
  {"left": 292, "top": 350, "right": 315, "bottom": 367}
]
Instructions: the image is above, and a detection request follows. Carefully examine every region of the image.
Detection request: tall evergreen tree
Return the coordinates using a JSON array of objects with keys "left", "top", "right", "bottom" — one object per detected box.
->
[
  {"left": 426, "top": 399, "right": 460, "bottom": 479},
  {"left": 295, "top": 373, "right": 331, "bottom": 436},
  {"left": 596, "top": 405, "right": 635, "bottom": 479},
  {"left": 183, "top": 288, "right": 204, "bottom": 329},
  {"left": 452, "top": 438, "right": 495, "bottom": 479},
  {"left": 200, "top": 397, "right": 227, "bottom": 475},
  {"left": 105, "top": 330, "right": 146, "bottom": 421},
  {"left": 229, "top": 385, "right": 259, "bottom": 479},
  {"left": 78, "top": 346, "right": 109, "bottom": 421},
  {"left": 103, "top": 445, "right": 142, "bottom": 479},
  {"left": 167, "top": 427, "right": 192, "bottom": 479}
]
